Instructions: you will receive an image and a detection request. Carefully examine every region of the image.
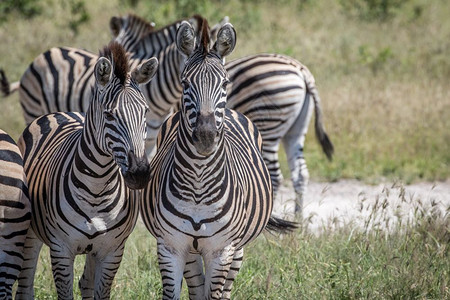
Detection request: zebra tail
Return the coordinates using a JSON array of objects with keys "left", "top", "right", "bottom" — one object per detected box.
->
[
  {"left": 0, "top": 69, "right": 19, "bottom": 97},
  {"left": 265, "top": 216, "right": 298, "bottom": 234},
  {"left": 301, "top": 66, "right": 334, "bottom": 161}
]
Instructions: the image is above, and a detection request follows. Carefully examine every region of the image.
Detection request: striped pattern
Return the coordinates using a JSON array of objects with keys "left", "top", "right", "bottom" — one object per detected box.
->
[
  {"left": 18, "top": 47, "right": 98, "bottom": 124},
  {"left": 0, "top": 130, "right": 31, "bottom": 300},
  {"left": 140, "top": 20, "right": 273, "bottom": 300},
  {"left": 15, "top": 42, "right": 156, "bottom": 299},
  {"left": 110, "top": 14, "right": 155, "bottom": 53}
]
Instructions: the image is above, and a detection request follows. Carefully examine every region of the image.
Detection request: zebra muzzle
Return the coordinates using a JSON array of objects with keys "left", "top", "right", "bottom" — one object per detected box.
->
[
  {"left": 192, "top": 112, "right": 219, "bottom": 156},
  {"left": 122, "top": 151, "right": 151, "bottom": 189}
]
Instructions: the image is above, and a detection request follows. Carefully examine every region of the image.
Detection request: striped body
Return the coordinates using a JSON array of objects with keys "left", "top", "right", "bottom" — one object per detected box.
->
[
  {"left": 17, "top": 112, "right": 138, "bottom": 299},
  {"left": 141, "top": 110, "right": 272, "bottom": 299},
  {"left": 0, "top": 130, "right": 31, "bottom": 300},
  {"left": 15, "top": 42, "right": 157, "bottom": 299},
  {"left": 140, "top": 19, "right": 273, "bottom": 299}
]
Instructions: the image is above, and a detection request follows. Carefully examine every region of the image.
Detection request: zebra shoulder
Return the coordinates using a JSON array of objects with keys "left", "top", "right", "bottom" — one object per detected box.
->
[{"left": 18, "top": 112, "right": 85, "bottom": 163}]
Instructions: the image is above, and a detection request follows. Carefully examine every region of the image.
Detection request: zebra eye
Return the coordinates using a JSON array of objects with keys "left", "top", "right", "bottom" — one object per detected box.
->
[
  {"left": 181, "top": 79, "right": 190, "bottom": 88},
  {"left": 103, "top": 110, "right": 115, "bottom": 122},
  {"left": 222, "top": 79, "right": 230, "bottom": 89}
]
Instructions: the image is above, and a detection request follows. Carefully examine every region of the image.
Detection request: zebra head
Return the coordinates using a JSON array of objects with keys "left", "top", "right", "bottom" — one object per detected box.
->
[
  {"left": 176, "top": 19, "right": 236, "bottom": 156},
  {"left": 93, "top": 42, "right": 158, "bottom": 189}
]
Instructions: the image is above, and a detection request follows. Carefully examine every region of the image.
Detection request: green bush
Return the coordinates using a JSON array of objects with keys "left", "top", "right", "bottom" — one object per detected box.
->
[
  {"left": 340, "top": 0, "right": 410, "bottom": 21},
  {"left": 0, "top": 0, "right": 43, "bottom": 23}
]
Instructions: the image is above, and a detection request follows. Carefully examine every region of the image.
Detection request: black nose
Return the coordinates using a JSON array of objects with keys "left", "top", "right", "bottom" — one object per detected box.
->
[
  {"left": 122, "top": 151, "right": 151, "bottom": 189},
  {"left": 192, "top": 113, "right": 218, "bottom": 155}
]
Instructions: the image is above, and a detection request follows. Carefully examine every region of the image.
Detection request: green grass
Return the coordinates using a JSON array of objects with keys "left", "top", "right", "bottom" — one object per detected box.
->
[{"left": 18, "top": 183, "right": 449, "bottom": 299}]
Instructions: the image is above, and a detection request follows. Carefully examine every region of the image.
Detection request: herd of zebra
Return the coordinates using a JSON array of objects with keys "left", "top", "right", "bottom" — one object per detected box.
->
[{"left": 0, "top": 13, "right": 333, "bottom": 300}]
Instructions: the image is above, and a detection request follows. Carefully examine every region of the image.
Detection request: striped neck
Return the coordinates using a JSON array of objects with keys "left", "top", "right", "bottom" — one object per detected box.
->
[
  {"left": 71, "top": 103, "right": 121, "bottom": 198},
  {"left": 129, "top": 43, "right": 183, "bottom": 115},
  {"left": 173, "top": 116, "right": 226, "bottom": 199}
]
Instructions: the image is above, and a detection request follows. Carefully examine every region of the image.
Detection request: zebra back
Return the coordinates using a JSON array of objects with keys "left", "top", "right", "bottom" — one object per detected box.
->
[
  {"left": 0, "top": 129, "right": 31, "bottom": 299},
  {"left": 18, "top": 47, "right": 98, "bottom": 124}
]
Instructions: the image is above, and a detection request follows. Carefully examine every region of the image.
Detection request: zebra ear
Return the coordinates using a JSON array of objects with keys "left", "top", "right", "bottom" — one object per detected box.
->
[
  {"left": 176, "top": 21, "right": 196, "bottom": 57},
  {"left": 94, "top": 57, "right": 113, "bottom": 87},
  {"left": 109, "top": 16, "right": 122, "bottom": 38},
  {"left": 212, "top": 23, "right": 236, "bottom": 59},
  {"left": 131, "top": 57, "right": 159, "bottom": 85},
  {"left": 210, "top": 16, "right": 229, "bottom": 45},
  {"left": 94, "top": 57, "right": 113, "bottom": 86}
]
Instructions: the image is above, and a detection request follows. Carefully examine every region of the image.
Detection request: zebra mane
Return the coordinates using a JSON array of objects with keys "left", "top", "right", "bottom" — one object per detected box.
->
[
  {"left": 99, "top": 41, "right": 129, "bottom": 85},
  {"left": 196, "top": 15, "right": 210, "bottom": 56}
]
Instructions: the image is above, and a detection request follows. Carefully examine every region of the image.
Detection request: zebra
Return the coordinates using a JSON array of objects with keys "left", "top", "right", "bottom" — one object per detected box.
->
[
  {"left": 112, "top": 14, "right": 334, "bottom": 215},
  {"left": 0, "top": 130, "right": 31, "bottom": 300},
  {"left": 140, "top": 19, "right": 274, "bottom": 300},
  {"left": 0, "top": 13, "right": 333, "bottom": 214},
  {"left": 14, "top": 42, "right": 158, "bottom": 299}
]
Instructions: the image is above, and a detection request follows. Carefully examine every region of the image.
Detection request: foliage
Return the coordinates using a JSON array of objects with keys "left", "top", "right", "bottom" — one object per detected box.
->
[
  {"left": 65, "top": 0, "right": 90, "bottom": 34},
  {"left": 0, "top": 0, "right": 43, "bottom": 24},
  {"left": 340, "top": 0, "right": 410, "bottom": 21}
]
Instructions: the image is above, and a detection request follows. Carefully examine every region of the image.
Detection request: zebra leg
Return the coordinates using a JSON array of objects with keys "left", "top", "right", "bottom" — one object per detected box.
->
[
  {"left": 203, "top": 245, "right": 235, "bottom": 300},
  {"left": 157, "top": 241, "right": 186, "bottom": 300},
  {"left": 261, "top": 141, "right": 283, "bottom": 197},
  {"left": 282, "top": 93, "right": 314, "bottom": 216},
  {"left": 184, "top": 253, "right": 205, "bottom": 300},
  {"left": 78, "top": 253, "right": 95, "bottom": 299},
  {"left": 93, "top": 244, "right": 126, "bottom": 299},
  {"left": 15, "top": 227, "right": 43, "bottom": 300},
  {"left": 222, "top": 248, "right": 244, "bottom": 300},
  {"left": 49, "top": 244, "right": 76, "bottom": 300}
]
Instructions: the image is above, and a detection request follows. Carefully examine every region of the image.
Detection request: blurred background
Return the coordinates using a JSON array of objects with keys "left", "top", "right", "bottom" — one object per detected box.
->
[{"left": 1, "top": 0, "right": 449, "bottom": 185}]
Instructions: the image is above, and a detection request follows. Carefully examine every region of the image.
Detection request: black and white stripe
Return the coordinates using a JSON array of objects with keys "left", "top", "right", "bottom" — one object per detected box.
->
[
  {"left": 0, "top": 130, "right": 31, "bottom": 300},
  {"left": 14, "top": 42, "right": 157, "bottom": 299},
  {"left": 140, "top": 19, "right": 273, "bottom": 300}
]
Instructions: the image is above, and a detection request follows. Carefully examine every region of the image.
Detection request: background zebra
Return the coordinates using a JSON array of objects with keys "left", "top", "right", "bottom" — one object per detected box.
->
[
  {"left": 0, "top": 129, "right": 31, "bottom": 300},
  {"left": 140, "top": 19, "right": 273, "bottom": 300},
  {"left": 15, "top": 42, "right": 158, "bottom": 299}
]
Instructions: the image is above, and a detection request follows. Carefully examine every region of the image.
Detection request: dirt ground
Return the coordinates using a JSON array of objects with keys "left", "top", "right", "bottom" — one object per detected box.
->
[{"left": 273, "top": 179, "right": 450, "bottom": 232}]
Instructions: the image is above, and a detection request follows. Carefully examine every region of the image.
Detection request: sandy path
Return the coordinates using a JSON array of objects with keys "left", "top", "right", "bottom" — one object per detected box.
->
[{"left": 273, "top": 179, "right": 450, "bottom": 231}]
